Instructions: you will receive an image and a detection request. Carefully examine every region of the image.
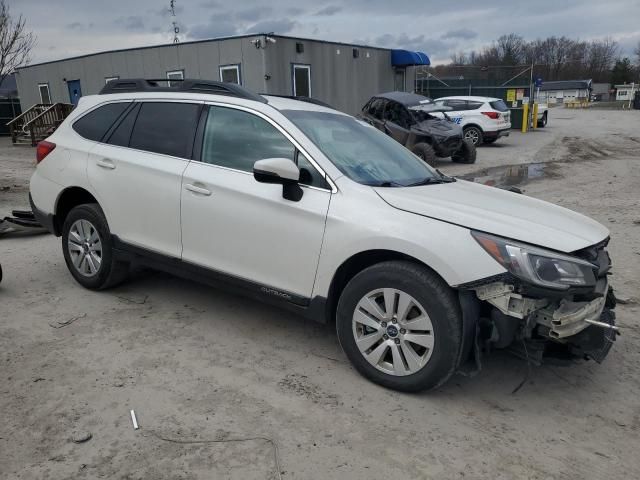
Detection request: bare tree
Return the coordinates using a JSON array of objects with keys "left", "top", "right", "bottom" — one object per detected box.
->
[{"left": 0, "top": 0, "right": 35, "bottom": 86}]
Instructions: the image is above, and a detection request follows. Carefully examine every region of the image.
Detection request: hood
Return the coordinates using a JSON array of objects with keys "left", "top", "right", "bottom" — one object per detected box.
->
[
  {"left": 375, "top": 179, "right": 609, "bottom": 253},
  {"left": 414, "top": 118, "right": 462, "bottom": 136}
]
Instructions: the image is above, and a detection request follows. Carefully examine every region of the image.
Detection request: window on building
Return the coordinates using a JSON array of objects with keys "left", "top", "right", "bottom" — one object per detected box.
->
[
  {"left": 129, "top": 102, "right": 201, "bottom": 158},
  {"left": 219, "top": 65, "right": 241, "bottom": 84},
  {"left": 72, "top": 102, "right": 131, "bottom": 142},
  {"left": 292, "top": 64, "right": 311, "bottom": 97},
  {"left": 105, "top": 76, "right": 120, "bottom": 84},
  {"left": 166, "top": 70, "right": 184, "bottom": 87},
  {"left": 38, "top": 83, "right": 51, "bottom": 104}
]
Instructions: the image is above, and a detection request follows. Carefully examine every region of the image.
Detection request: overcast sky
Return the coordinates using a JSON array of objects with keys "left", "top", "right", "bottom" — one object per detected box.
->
[{"left": 10, "top": 0, "right": 640, "bottom": 65}]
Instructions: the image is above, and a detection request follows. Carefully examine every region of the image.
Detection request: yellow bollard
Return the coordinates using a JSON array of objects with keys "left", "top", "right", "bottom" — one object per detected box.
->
[
  {"left": 532, "top": 103, "right": 539, "bottom": 130},
  {"left": 522, "top": 103, "right": 529, "bottom": 133}
]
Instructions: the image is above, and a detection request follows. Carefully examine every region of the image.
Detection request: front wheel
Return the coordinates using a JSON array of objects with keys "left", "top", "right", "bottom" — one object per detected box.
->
[
  {"left": 411, "top": 143, "right": 437, "bottom": 167},
  {"left": 451, "top": 139, "right": 477, "bottom": 164},
  {"left": 463, "top": 126, "right": 483, "bottom": 146},
  {"left": 336, "top": 261, "right": 463, "bottom": 392},
  {"left": 62, "top": 203, "right": 129, "bottom": 290}
]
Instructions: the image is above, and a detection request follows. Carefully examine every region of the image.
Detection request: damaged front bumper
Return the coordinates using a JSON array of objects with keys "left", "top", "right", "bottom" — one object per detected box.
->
[{"left": 458, "top": 269, "right": 618, "bottom": 373}]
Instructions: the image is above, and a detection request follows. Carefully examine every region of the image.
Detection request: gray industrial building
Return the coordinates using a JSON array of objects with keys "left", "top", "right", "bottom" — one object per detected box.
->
[{"left": 15, "top": 34, "right": 430, "bottom": 115}]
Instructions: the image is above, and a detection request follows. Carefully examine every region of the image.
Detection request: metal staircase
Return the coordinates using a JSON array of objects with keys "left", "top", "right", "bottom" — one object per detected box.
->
[{"left": 7, "top": 103, "right": 74, "bottom": 146}]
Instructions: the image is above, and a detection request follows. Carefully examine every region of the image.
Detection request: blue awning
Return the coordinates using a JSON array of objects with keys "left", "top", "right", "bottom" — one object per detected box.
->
[{"left": 391, "top": 50, "right": 431, "bottom": 67}]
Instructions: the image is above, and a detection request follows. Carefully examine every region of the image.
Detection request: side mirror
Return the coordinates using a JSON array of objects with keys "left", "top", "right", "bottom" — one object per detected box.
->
[{"left": 253, "top": 158, "right": 303, "bottom": 201}]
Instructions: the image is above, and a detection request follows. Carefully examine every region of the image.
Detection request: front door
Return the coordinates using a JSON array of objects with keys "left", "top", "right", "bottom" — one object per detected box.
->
[
  {"left": 383, "top": 101, "right": 412, "bottom": 144},
  {"left": 180, "top": 104, "right": 331, "bottom": 299},
  {"left": 67, "top": 80, "right": 82, "bottom": 106}
]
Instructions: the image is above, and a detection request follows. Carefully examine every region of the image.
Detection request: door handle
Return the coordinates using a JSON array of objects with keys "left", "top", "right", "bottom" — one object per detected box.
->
[
  {"left": 96, "top": 158, "right": 116, "bottom": 170},
  {"left": 185, "top": 183, "right": 212, "bottom": 196}
]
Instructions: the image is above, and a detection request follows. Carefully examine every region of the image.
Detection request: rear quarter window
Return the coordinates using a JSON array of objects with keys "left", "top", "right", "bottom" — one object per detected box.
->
[
  {"left": 72, "top": 102, "right": 131, "bottom": 141},
  {"left": 490, "top": 100, "right": 509, "bottom": 112}
]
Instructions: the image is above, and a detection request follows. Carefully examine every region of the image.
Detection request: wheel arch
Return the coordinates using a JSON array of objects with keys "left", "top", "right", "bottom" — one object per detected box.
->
[
  {"left": 324, "top": 249, "right": 449, "bottom": 324},
  {"left": 53, "top": 186, "right": 99, "bottom": 236},
  {"left": 462, "top": 123, "right": 484, "bottom": 133}
]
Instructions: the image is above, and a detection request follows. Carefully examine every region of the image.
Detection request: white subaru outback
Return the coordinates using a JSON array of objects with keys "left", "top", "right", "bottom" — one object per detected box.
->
[{"left": 29, "top": 79, "right": 617, "bottom": 392}]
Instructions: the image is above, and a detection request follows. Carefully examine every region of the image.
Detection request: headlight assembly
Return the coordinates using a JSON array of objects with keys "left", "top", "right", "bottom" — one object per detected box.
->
[{"left": 472, "top": 231, "right": 597, "bottom": 290}]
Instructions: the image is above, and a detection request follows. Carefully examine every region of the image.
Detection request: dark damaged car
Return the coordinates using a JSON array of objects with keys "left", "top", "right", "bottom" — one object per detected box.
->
[{"left": 360, "top": 91, "right": 476, "bottom": 166}]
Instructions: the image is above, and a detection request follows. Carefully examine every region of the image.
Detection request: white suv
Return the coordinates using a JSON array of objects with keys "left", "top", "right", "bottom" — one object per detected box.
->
[
  {"left": 29, "top": 79, "right": 616, "bottom": 392},
  {"left": 433, "top": 96, "right": 512, "bottom": 146}
]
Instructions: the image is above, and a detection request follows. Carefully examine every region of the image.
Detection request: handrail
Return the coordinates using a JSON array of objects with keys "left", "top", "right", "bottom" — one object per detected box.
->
[
  {"left": 9, "top": 103, "right": 74, "bottom": 146},
  {"left": 6, "top": 103, "right": 50, "bottom": 127}
]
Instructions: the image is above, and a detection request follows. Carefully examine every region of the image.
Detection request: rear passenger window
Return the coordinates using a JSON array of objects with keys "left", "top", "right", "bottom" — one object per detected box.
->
[
  {"left": 73, "top": 102, "right": 130, "bottom": 141},
  {"left": 129, "top": 102, "right": 201, "bottom": 158}
]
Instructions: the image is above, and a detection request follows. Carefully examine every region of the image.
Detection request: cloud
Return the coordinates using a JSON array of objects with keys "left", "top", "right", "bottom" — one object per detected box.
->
[
  {"left": 245, "top": 18, "right": 297, "bottom": 35},
  {"left": 115, "top": 16, "right": 145, "bottom": 32},
  {"left": 66, "top": 22, "right": 83, "bottom": 30},
  {"left": 235, "top": 7, "right": 273, "bottom": 22},
  {"left": 314, "top": 5, "right": 342, "bottom": 16},
  {"left": 441, "top": 29, "right": 478, "bottom": 40},
  {"left": 189, "top": 14, "right": 238, "bottom": 39}
]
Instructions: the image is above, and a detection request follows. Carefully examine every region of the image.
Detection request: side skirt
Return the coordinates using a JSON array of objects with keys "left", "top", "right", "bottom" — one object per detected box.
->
[{"left": 111, "top": 236, "right": 329, "bottom": 323}]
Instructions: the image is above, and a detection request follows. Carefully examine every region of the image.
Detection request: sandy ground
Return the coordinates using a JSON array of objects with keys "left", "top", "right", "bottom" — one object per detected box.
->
[{"left": 1, "top": 108, "right": 639, "bottom": 480}]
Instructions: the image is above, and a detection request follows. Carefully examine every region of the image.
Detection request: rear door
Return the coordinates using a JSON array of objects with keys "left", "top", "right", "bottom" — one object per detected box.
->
[{"left": 87, "top": 100, "right": 202, "bottom": 256}]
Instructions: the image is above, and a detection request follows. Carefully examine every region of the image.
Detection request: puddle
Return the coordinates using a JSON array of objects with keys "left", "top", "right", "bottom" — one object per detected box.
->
[{"left": 460, "top": 162, "right": 552, "bottom": 188}]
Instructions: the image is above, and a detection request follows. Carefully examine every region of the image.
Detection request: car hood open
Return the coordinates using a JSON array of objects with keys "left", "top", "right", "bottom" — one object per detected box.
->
[{"left": 375, "top": 179, "right": 609, "bottom": 253}]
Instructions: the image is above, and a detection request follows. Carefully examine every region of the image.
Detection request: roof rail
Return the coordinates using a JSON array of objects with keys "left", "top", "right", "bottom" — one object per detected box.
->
[
  {"left": 99, "top": 78, "right": 267, "bottom": 103},
  {"left": 261, "top": 94, "right": 334, "bottom": 109}
]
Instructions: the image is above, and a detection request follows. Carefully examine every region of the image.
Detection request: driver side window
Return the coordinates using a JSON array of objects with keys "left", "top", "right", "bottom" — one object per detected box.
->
[{"left": 200, "top": 106, "right": 327, "bottom": 188}]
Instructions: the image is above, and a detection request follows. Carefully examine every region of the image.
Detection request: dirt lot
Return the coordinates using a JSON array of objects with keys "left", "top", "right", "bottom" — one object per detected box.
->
[{"left": 1, "top": 108, "right": 639, "bottom": 479}]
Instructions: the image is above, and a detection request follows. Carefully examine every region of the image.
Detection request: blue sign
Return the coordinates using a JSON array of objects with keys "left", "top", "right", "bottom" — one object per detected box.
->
[{"left": 535, "top": 77, "right": 543, "bottom": 88}]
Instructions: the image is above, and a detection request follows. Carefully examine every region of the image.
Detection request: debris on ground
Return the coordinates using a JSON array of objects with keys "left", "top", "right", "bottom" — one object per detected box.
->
[
  {"left": 0, "top": 210, "right": 47, "bottom": 237},
  {"left": 70, "top": 431, "right": 92, "bottom": 444},
  {"left": 130, "top": 410, "right": 139, "bottom": 430},
  {"left": 48, "top": 313, "right": 87, "bottom": 329}
]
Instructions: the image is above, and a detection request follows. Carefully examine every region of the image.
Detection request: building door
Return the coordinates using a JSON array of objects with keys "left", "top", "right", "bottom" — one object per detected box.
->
[
  {"left": 67, "top": 80, "right": 82, "bottom": 106},
  {"left": 292, "top": 64, "right": 311, "bottom": 97},
  {"left": 394, "top": 69, "right": 406, "bottom": 91}
]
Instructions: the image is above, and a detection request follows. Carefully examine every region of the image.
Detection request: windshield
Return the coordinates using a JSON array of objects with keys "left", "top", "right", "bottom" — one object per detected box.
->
[{"left": 282, "top": 110, "right": 438, "bottom": 186}]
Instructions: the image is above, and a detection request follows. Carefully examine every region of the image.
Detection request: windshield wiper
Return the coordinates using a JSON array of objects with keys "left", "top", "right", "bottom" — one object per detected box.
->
[
  {"left": 406, "top": 178, "right": 446, "bottom": 187},
  {"left": 364, "top": 180, "right": 405, "bottom": 187}
]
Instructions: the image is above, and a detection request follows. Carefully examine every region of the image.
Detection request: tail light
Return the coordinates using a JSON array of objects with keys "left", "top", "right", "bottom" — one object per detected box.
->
[
  {"left": 36, "top": 141, "right": 56, "bottom": 164},
  {"left": 481, "top": 111, "right": 500, "bottom": 120}
]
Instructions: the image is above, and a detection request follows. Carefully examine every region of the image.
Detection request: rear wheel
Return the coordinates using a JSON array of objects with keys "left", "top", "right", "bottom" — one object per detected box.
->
[
  {"left": 62, "top": 203, "right": 129, "bottom": 290},
  {"left": 451, "top": 139, "right": 477, "bottom": 164},
  {"left": 537, "top": 112, "right": 547, "bottom": 128},
  {"left": 411, "top": 143, "right": 437, "bottom": 167},
  {"left": 463, "top": 126, "right": 483, "bottom": 146},
  {"left": 336, "top": 261, "right": 463, "bottom": 392}
]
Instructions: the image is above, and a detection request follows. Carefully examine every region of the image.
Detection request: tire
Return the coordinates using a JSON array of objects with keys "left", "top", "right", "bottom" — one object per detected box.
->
[
  {"left": 463, "top": 126, "right": 483, "bottom": 146},
  {"left": 537, "top": 112, "right": 547, "bottom": 128},
  {"left": 336, "top": 261, "right": 462, "bottom": 392},
  {"left": 61, "top": 203, "right": 129, "bottom": 290},
  {"left": 411, "top": 142, "right": 437, "bottom": 167},
  {"left": 451, "top": 139, "right": 477, "bottom": 164}
]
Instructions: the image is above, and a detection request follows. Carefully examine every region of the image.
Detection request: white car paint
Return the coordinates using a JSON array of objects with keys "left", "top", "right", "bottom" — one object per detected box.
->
[
  {"left": 432, "top": 96, "right": 512, "bottom": 144},
  {"left": 30, "top": 90, "right": 608, "bottom": 302}
]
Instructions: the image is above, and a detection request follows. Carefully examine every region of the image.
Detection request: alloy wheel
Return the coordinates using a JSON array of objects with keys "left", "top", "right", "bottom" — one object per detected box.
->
[
  {"left": 464, "top": 128, "right": 480, "bottom": 145},
  {"left": 352, "top": 288, "right": 435, "bottom": 376},
  {"left": 68, "top": 219, "right": 103, "bottom": 277}
]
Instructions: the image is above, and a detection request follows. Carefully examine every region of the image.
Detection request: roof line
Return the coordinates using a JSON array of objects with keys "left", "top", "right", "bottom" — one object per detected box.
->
[{"left": 18, "top": 33, "right": 393, "bottom": 70}]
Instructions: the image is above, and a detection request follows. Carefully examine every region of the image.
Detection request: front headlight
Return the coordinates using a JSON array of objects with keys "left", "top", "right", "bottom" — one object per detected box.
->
[{"left": 472, "top": 231, "right": 597, "bottom": 290}]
